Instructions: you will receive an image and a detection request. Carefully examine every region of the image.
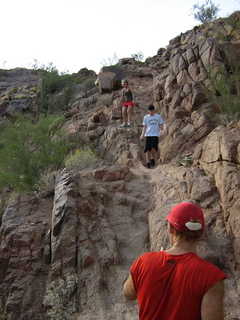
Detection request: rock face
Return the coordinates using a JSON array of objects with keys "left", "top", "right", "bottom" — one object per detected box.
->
[
  {"left": 0, "top": 12, "right": 240, "bottom": 320},
  {"left": 0, "top": 68, "right": 40, "bottom": 117}
]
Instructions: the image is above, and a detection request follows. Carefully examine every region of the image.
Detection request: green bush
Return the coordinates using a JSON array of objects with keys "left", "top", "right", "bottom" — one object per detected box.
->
[
  {"left": 216, "top": 31, "right": 231, "bottom": 42},
  {"left": 36, "top": 64, "right": 82, "bottom": 114},
  {"left": 205, "top": 54, "right": 240, "bottom": 123},
  {"left": 226, "top": 12, "right": 240, "bottom": 29},
  {"left": 0, "top": 114, "right": 73, "bottom": 192},
  {"left": 64, "top": 147, "right": 98, "bottom": 171},
  {"left": 96, "top": 93, "right": 113, "bottom": 107},
  {"left": 43, "top": 273, "right": 78, "bottom": 320},
  {"left": 83, "top": 78, "right": 95, "bottom": 93},
  {"left": 35, "top": 169, "right": 59, "bottom": 197}
]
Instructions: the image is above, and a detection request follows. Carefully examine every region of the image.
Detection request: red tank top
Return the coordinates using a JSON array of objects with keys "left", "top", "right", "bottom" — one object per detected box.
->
[{"left": 130, "top": 251, "right": 226, "bottom": 320}]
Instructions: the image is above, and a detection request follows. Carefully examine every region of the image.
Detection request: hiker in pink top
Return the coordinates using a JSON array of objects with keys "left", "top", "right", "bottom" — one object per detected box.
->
[{"left": 123, "top": 202, "right": 227, "bottom": 320}]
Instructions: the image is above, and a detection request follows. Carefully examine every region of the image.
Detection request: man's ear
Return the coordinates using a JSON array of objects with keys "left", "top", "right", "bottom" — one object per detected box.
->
[{"left": 168, "top": 223, "right": 174, "bottom": 234}]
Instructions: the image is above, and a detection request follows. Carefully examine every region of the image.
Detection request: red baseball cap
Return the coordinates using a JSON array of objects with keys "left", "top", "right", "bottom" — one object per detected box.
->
[{"left": 165, "top": 202, "right": 205, "bottom": 232}]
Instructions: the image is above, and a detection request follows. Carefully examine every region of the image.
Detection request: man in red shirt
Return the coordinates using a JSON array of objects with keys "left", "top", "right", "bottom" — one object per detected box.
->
[{"left": 123, "top": 202, "right": 226, "bottom": 320}]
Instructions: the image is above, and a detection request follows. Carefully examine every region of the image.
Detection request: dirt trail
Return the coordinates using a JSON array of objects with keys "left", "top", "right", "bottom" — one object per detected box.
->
[{"left": 75, "top": 165, "right": 155, "bottom": 319}]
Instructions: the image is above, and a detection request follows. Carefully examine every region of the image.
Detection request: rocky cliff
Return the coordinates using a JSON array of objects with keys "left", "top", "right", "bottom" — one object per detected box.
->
[{"left": 0, "top": 12, "right": 240, "bottom": 320}]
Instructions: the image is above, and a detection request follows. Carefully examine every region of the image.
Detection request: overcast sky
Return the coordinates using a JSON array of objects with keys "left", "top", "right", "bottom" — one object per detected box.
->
[{"left": 1, "top": 0, "right": 239, "bottom": 74}]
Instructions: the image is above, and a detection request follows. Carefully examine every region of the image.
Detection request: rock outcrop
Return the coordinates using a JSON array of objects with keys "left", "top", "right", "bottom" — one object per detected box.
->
[{"left": 0, "top": 12, "right": 240, "bottom": 320}]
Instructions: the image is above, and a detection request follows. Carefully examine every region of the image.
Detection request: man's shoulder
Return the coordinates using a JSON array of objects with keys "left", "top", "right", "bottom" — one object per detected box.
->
[{"left": 139, "top": 251, "right": 162, "bottom": 260}]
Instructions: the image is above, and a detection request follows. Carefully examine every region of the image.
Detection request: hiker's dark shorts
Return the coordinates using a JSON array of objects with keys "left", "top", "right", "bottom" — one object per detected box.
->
[{"left": 144, "top": 136, "right": 159, "bottom": 153}]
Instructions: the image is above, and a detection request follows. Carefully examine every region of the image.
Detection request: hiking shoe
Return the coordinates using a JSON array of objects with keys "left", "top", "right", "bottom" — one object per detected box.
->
[
  {"left": 127, "top": 123, "right": 131, "bottom": 127},
  {"left": 120, "top": 123, "right": 127, "bottom": 127},
  {"left": 151, "top": 159, "right": 155, "bottom": 167},
  {"left": 146, "top": 163, "right": 151, "bottom": 169}
]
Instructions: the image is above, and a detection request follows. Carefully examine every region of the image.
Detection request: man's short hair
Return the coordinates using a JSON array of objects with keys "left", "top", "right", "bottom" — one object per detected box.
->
[{"left": 148, "top": 105, "right": 154, "bottom": 110}]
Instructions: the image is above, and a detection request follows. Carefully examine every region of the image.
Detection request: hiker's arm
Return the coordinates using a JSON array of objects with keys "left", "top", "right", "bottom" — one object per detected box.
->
[
  {"left": 140, "top": 125, "right": 146, "bottom": 140},
  {"left": 123, "top": 274, "right": 137, "bottom": 300},
  {"left": 130, "top": 86, "right": 135, "bottom": 102},
  {"left": 201, "top": 279, "right": 225, "bottom": 320},
  {"left": 118, "top": 90, "right": 124, "bottom": 106},
  {"left": 159, "top": 123, "right": 164, "bottom": 135}
]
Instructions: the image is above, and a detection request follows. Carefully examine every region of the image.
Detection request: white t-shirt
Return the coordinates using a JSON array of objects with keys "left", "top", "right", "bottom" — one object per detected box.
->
[{"left": 142, "top": 113, "right": 164, "bottom": 136}]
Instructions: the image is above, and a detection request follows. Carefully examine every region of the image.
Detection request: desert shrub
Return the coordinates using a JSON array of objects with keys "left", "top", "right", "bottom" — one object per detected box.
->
[
  {"left": 202, "top": 110, "right": 227, "bottom": 126},
  {"left": 64, "top": 147, "right": 98, "bottom": 171},
  {"left": 131, "top": 51, "right": 144, "bottom": 61},
  {"left": 216, "top": 31, "right": 231, "bottom": 42},
  {"left": 96, "top": 93, "right": 113, "bottom": 107},
  {"left": 0, "top": 69, "right": 8, "bottom": 76},
  {"left": 225, "top": 12, "right": 240, "bottom": 29},
  {"left": 207, "top": 76, "right": 240, "bottom": 119},
  {"left": 205, "top": 55, "right": 240, "bottom": 123},
  {"left": 35, "top": 169, "right": 59, "bottom": 197},
  {"left": 216, "top": 13, "right": 240, "bottom": 42},
  {"left": 173, "top": 155, "right": 193, "bottom": 166},
  {"left": 40, "top": 69, "right": 61, "bottom": 94},
  {"left": 43, "top": 273, "right": 78, "bottom": 320},
  {"left": 45, "top": 81, "right": 76, "bottom": 113},
  {"left": 36, "top": 64, "right": 81, "bottom": 114},
  {"left": 11, "top": 84, "right": 19, "bottom": 94},
  {"left": 83, "top": 78, "right": 95, "bottom": 93},
  {"left": 0, "top": 114, "right": 74, "bottom": 192}
]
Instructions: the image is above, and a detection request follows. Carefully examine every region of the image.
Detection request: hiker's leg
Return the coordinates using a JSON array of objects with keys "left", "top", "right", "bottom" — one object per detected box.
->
[{"left": 122, "top": 106, "right": 127, "bottom": 124}]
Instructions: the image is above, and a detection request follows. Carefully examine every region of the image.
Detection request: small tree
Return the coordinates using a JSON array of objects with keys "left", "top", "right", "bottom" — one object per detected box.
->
[
  {"left": 36, "top": 63, "right": 78, "bottom": 115},
  {"left": 131, "top": 51, "right": 144, "bottom": 61},
  {"left": 100, "top": 52, "right": 118, "bottom": 66},
  {"left": 191, "top": 0, "right": 220, "bottom": 23},
  {"left": 0, "top": 114, "right": 72, "bottom": 192}
]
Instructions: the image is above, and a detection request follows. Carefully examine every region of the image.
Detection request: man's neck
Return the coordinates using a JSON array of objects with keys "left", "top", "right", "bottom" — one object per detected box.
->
[{"left": 165, "top": 240, "right": 198, "bottom": 255}]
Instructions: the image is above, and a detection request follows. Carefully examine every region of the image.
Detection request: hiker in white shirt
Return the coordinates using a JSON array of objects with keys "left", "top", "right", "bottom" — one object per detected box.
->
[{"left": 140, "top": 105, "right": 164, "bottom": 168}]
